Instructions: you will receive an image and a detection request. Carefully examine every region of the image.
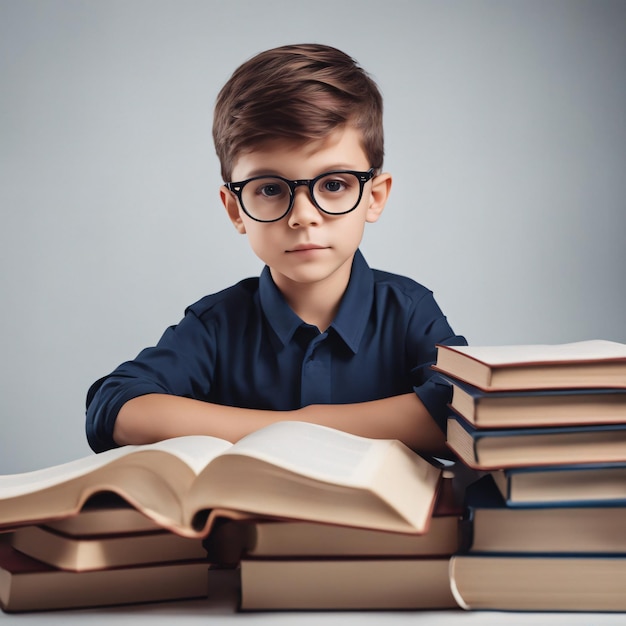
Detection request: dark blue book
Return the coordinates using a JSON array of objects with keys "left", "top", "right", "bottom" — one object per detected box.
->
[
  {"left": 490, "top": 462, "right": 626, "bottom": 507},
  {"left": 446, "top": 414, "right": 626, "bottom": 469},
  {"left": 439, "top": 374, "right": 626, "bottom": 429},
  {"left": 460, "top": 475, "right": 626, "bottom": 555}
]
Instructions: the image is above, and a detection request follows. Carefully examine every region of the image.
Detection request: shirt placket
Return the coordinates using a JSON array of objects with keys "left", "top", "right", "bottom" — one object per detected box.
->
[{"left": 300, "top": 332, "right": 332, "bottom": 406}]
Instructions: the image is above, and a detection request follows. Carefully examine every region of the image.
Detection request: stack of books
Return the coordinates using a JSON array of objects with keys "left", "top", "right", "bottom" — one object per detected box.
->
[
  {"left": 432, "top": 339, "right": 626, "bottom": 612},
  {"left": 0, "top": 494, "right": 211, "bottom": 612},
  {"left": 232, "top": 467, "right": 471, "bottom": 610},
  {"left": 0, "top": 421, "right": 448, "bottom": 612}
]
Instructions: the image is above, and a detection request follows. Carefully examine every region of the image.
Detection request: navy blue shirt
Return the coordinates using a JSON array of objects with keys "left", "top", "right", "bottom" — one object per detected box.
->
[{"left": 86, "top": 250, "right": 466, "bottom": 452}]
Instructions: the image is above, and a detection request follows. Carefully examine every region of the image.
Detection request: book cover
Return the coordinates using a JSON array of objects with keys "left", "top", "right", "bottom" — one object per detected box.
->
[
  {"left": 446, "top": 414, "right": 626, "bottom": 469},
  {"left": 0, "top": 421, "right": 441, "bottom": 538},
  {"left": 433, "top": 339, "right": 626, "bottom": 391}
]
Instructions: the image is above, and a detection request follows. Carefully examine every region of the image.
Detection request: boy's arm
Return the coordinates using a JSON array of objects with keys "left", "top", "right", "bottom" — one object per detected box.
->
[
  {"left": 298, "top": 393, "right": 448, "bottom": 456},
  {"left": 113, "top": 392, "right": 448, "bottom": 457}
]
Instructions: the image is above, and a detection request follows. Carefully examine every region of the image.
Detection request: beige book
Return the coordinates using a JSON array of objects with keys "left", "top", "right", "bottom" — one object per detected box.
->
[
  {"left": 0, "top": 421, "right": 441, "bottom": 538},
  {"left": 0, "top": 540, "right": 209, "bottom": 613},
  {"left": 248, "top": 514, "right": 460, "bottom": 557},
  {"left": 449, "top": 554, "right": 626, "bottom": 612},
  {"left": 433, "top": 339, "right": 626, "bottom": 391},
  {"left": 11, "top": 526, "right": 207, "bottom": 571},
  {"left": 240, "top": 557, "right": 457, "bottom": 610}
]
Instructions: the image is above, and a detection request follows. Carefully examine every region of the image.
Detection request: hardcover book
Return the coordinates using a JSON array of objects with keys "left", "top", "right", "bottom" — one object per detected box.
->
[
  {"left": 433, "top": 339, "right": 626, "bottom": 391},
  {"left": 443, "top": 376, "right": 626, "bottom": 428},
  {"left": 10, "top": 526, "right": 208, "bottom": 572},
  {"left": 490, "top": 463, "right": 626, "bottom": 507},
  {"left": 446, "top": 414, "right": 626, "bottom": 469},
  {"left": 239, "top": 557, "right": 458, "bottom": 610},
  {"left": 461, "top": 476, "right": 626, "bottom": 554},
  {"left": 449, "top": 553, "right": 626, "bottom": 612}
]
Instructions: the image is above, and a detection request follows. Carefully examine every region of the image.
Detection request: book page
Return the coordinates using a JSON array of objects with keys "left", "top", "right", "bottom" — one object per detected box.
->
[
  {"left": 444, "top": 339, "right": 626, "bottom": 366},
  {"left": 0, "top": 436, "right": 231, "bottom": 499},
  {"left": 221, "top": 421, "right": 389, "bottom": 487},
  {"left": 144, "top": 435, "right": 233, "bottom": 474},
  {"left": 0, "top": 446, "right": 134, "bottom": 499}
]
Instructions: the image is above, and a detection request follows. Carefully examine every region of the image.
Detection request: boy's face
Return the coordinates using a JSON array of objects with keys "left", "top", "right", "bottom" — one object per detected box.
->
[{"left": 221, "top": 126, "right": 391, "bottom": 296}]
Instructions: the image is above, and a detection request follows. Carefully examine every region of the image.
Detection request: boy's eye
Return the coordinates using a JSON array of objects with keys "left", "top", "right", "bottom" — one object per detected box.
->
[
  {"left": 255, "top": 180, "right": 288, "bottom": 198},
  {"left": 318, "top": 177, "right": 349, "bottom": 193},
  {"left": 324, "top": 180, "right": 344, "bottom": 192}
]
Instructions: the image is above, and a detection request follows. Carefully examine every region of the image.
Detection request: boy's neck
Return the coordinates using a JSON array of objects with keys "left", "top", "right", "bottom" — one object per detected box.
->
[{"left": 270, "top": 259, "right": 352, "bottom": 332}]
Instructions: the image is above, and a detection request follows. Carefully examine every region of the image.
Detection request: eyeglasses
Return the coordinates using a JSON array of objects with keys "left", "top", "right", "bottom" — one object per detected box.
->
[{"left": 225, "top": 168, "right": 375, "bottom": 223}]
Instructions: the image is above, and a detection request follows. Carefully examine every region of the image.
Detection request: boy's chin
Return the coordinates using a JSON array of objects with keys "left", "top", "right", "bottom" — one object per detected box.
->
[{"left": 270, "top": 256, "right": 354, "bottom": 288}]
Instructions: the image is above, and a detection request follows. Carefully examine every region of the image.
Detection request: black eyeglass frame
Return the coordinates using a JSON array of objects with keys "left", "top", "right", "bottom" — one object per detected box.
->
[{"left": 225, "top": 168, "right": 376, "bottom": 223}]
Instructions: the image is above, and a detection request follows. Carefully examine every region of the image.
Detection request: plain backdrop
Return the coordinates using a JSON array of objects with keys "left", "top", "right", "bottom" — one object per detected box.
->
[{"left": 1, "top": 0, "right": 625, "bottom": 473}]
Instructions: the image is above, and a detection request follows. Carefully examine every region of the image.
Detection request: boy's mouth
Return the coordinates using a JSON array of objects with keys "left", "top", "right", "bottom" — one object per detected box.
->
[{"left": 287, "top": 244, "right": 327, "bottom": 253}]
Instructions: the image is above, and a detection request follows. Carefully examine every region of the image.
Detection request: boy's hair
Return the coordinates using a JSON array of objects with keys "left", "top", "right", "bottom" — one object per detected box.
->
[{"left": 213, "top": 43, "right": 384, "bottom": 182}]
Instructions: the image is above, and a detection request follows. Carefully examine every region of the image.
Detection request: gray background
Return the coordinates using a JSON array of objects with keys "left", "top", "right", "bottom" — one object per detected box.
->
[{"left": 1, "top": 0, "right": 625, "bottom": 474}]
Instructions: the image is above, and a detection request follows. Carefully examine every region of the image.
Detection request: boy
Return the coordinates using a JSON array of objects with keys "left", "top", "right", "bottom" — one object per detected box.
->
[{"left": 86, "top": 43, "right": 466, "bottom": 456}]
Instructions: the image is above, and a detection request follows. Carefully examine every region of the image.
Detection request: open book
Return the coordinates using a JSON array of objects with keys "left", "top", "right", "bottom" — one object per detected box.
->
[{"left": 0, "top": 422, "right": 441, "bottom": 538}]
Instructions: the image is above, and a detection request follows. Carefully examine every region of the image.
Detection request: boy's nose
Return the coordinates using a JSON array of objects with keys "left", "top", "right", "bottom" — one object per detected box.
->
[{"left": 287, "top": 187, "right": 321, "bottom": 228}]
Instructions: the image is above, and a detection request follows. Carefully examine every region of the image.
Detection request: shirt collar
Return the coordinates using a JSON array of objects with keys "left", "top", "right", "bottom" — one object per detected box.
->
[
  {"left": 259, "top": 249, "right": 374, "bottom": 354},
  {"left": 259, "top": 266, "right": 303, "bottom": 347}
]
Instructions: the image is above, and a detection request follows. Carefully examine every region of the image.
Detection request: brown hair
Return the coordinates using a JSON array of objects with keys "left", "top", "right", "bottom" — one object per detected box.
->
[{"left": 213, "top": 43, "right": 384, "bottom": 181}]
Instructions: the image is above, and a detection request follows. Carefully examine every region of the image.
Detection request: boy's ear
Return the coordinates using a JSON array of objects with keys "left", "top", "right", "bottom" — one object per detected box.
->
[
  {"left": 220, "top": 187, "right": 247, "bottom": 234},
  {"left": 366, "top": 172, "right": 392, "bottom": 223}
]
